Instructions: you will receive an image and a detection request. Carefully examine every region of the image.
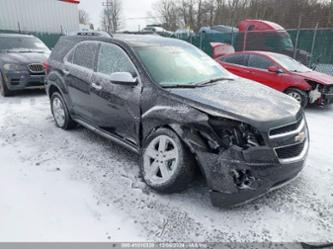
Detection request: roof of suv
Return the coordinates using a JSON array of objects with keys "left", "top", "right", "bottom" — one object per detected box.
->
[
  {"left": 114, "top": 34, "right": 188, "bottom": 47},
  {"left": 50, "top": 34, "right": 188, "bottom": 62}
]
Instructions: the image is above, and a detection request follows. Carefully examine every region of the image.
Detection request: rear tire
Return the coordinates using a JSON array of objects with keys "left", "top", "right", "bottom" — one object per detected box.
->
[
  {"left": 0, "top": 72, "right": 12, "bottom": 97},
  {"left": 140, "top": 128, "right": 195, "bottom": 193},
  {"left": 285, "top": 88, "right": 308, "bottom": 108},
  {"left": 51, "top": 92, "right": 77, "bottom": 130}
]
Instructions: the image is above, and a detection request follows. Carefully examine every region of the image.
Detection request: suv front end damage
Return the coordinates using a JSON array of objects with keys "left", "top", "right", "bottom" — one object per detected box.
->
[{"left": 181, "top": 114, "right": 309, "bottom": 208}]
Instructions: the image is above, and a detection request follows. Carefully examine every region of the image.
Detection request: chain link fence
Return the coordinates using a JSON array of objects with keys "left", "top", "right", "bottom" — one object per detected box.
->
[{"left": 174, "top": 28, "right": 333, "bottom": 76}]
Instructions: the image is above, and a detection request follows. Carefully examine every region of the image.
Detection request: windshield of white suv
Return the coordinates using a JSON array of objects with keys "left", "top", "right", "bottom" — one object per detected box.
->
[
  {"left": 270, "top": 53, "right": 312, "bottom": 73},
  {"left": 135, "top": 44, "right": 235, "bottom": 87},
  {"left": 0, "top": 36, "right": 49, "bottom": 52}
]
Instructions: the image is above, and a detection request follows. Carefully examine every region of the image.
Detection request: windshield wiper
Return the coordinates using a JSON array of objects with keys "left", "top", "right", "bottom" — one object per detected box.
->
[
  {"left": 160, "top": 77, "right": 235, "bottom": 89},
  {"left": 194, "top": 77, "right": 235, "bottom": 86}
]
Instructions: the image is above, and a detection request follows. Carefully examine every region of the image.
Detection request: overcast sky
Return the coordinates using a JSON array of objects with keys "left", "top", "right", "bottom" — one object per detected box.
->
[{"left": 79, "top": 0, "right": 157, "bottom": 31}]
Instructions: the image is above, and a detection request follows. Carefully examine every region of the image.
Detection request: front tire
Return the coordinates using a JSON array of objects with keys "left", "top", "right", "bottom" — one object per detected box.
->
[
  {"left": 140, "top": 128, "right": 195, "bottom": 193},
  {"left": 51, "top": 92, "right": 77, "bottom": 130},
  {"left": 285, "top": 88, "right": 308, "bottom": 108},
  {"left": 0, "top": 72, "right": 12, "bottom": 97}
]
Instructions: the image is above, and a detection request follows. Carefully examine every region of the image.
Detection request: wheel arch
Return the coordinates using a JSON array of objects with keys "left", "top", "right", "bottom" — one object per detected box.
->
[
  {"left": 282, "top": 79, "right": 312, "bottom": 93},
  {"left": 48, "top": 84, "right": 62, "bottom": 98},
  {"left": 142, "top": 123, "right": 210, "bottom": 181},
  {"left": 141, "top": 106, "right": 216, "bottom": 180}
]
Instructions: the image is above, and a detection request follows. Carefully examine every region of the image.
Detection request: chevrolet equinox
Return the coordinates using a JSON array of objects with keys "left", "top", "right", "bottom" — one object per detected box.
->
[{"left": 46, "top": 34, "right": 309, "bottom": 208}]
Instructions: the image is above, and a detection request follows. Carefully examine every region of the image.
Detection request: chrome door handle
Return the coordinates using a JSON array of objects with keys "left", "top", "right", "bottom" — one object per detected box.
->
[{"left": 91, "top": 82, "right": 103, "bottom": 90}]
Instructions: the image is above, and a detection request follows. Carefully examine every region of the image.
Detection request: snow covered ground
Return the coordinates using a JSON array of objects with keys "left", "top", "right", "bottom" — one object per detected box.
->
[{"left": 0, "top": 90, "right": 332, "bottom": 242}]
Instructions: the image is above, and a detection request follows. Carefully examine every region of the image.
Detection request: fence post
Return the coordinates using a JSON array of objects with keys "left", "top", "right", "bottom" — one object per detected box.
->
[
  {"left": 199, "top": 32, "right": 203, "bottom": 50},
  {"left": 17, "top": 22, "right": 21, "bottom": 33},
  {"left": 293, "top": 15, "right": 302, "bottom": 59},
  {"left": 243, "top": 29, "right": 247, "bottom": 51},
  {"left": 310, "top": 23, "right": 319, "bottom": 66}
]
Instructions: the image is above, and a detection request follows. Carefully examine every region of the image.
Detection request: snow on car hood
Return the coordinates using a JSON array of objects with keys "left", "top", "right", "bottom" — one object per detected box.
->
[
  {"left": 168, "top": 78, "right": 301, "bottom": 131},
  {"left": 0, "top": 51, "right": 50, "bottom": 65},
  {"left": 293, "top": 70, "right": 333, "bottom": 85}
]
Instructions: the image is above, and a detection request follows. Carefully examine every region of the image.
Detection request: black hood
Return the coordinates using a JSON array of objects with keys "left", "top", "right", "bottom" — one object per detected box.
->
[
  {"left": 0, "top": 51, "right": 50, "bottom": 65},
  {"left": 168, "top": 78, "right": 301, "bottom": 131}
]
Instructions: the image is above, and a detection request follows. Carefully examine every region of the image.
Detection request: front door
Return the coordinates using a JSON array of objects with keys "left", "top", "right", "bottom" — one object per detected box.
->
[
  {"left": 245, "top": 54, "right": 286, "bottom": 91},
  {"left": 90, "top": 42, "right": 141, "bottom": 146}
]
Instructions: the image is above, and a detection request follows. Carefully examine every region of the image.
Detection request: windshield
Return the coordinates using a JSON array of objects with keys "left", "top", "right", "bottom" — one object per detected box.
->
[
  {"left": 0, "top": 36, "right": 49, "bottom": 52},
  {"left": 264, "top": 32, "right": 294, "bottom": 50},
  {"left": 135, "top": 44, "right": 234, "bottom": 87},
  {"left": 270, "top": 53, "right": 312, "bottom": 73}
]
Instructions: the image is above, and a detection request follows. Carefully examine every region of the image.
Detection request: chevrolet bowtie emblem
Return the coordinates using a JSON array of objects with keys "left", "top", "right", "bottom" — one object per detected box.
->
[{"left": 295, "top": 132, "right": 306, "bottom": 143}]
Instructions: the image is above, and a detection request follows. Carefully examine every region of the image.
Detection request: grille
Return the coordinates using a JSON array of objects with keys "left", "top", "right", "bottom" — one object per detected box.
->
[
  {"left": 275, "top": 142, "right": 305, "bottom": 159},
  {"left": 10, "top": 79, "right": 20, "bottom": 85},
  {"left": 270, "top": 118, "right": 303, "bottom": 137},
  {"left": 28, "top": 63, "right": 44, "bottom": 73},
  {"left": 27, "top": 81, "right": 44, "bottom": 87},
  {"left": 322, "top": 85, "right": 333, "bottom": 94}
]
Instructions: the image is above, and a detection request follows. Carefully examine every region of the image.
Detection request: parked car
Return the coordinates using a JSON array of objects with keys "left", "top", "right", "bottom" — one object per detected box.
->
[
  {"left": 0, "top": 33, "right": 50, "bottom": 97},
  {"left": 216, "top": 51, "right": 333, "bottom": 107},
  {"left": 46, "top": 34, "right": 309, "bottom": 208},
  {"left": 199, "top": 25, "right": 239, "bottom": 34},
  {"left": 142, "top": 26, "right": 173, "bottom": 37}
]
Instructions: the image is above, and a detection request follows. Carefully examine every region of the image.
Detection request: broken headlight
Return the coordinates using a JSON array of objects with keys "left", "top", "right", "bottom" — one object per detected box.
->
[{"left": 209, "top": 118, "right": 265, "bottom": 149}]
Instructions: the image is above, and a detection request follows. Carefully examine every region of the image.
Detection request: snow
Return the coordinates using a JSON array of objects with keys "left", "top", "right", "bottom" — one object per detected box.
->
[{"left": 0, "top": 91, "right": 333, "bottom": 242}]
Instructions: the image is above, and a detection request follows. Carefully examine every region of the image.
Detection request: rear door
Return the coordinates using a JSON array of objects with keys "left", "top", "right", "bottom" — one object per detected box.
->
[
  {"left": 64, "top": 41, "right": 99, "bottom": 121},
  {"left": 220, "top": 54, "right": 250, "bottom": 78},
  {"left": 90, "top": 42, "right": 141, "bottom": 146}
]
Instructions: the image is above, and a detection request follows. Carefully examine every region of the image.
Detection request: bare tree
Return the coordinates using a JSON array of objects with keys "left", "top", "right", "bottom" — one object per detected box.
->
[
  {"left": 153, "top": 0, "right": 333, "bottom": 31},
  {"left": 79, "top": 9, "right": 90, "bottom": 25},
  {"left": 101, "top": 0, "right": 122, "bottom": 34},
  {"left": 153, "top": 0, "right": 180, "bottom": 31}
]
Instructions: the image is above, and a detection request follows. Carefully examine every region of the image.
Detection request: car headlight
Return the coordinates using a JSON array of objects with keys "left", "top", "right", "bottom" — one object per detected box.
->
[
  {"left": 3, "top": 64, "right": 26, "bottom": 71},
  {"left": 209, "top": 117, "right": 265, "bottom": 149}
]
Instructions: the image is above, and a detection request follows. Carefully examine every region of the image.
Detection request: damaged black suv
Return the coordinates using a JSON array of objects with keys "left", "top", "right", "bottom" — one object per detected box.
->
[{"left": 46, "top": 34, "right": 309, "bottom": 208}]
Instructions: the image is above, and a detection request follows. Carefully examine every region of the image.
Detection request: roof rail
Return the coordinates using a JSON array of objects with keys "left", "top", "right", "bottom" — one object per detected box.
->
[{"left": 69, "top": 31, "right": 112, "bottom": 38}]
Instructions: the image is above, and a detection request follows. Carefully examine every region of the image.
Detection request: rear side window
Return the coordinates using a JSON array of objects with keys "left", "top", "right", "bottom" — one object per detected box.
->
[
  {"left": 248, "top": 55, "right": 274, "bottom": 70},
  {"left": 223, "top": 54, "right": 247, "bottom": 66},
  {"left": 73, "top": 42, "right": 99, "bottom": 70},
  {"left": 97, "top": 43, "right": 136, "bottom": 76}
]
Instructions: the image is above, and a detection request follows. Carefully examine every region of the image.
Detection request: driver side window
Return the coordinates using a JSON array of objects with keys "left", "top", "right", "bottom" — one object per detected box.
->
[
  {"left": 97, "top": 43, "right": 136, "bottom": 76},
  {"left": 248, "top": 55, "right": 274, "bottom": 70}
]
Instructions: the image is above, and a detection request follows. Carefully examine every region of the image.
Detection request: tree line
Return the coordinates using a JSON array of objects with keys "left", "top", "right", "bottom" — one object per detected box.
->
[
  {"left": 79, "top": 0, "right": 122, "bottom": 33},
  {"left": 153, "top": 0, "right": 333, "bottom": 31}
]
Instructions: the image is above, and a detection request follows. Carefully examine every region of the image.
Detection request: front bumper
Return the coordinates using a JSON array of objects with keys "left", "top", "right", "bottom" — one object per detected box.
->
[
  {"left": 3, "top": 71, "right": 45, "bottom": 91},
  {"left": 195, "top": 141, "right": 308, "bottom": 208},
  {"left": 320, "top": 93, "right": 333, "bottom": 106}
]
